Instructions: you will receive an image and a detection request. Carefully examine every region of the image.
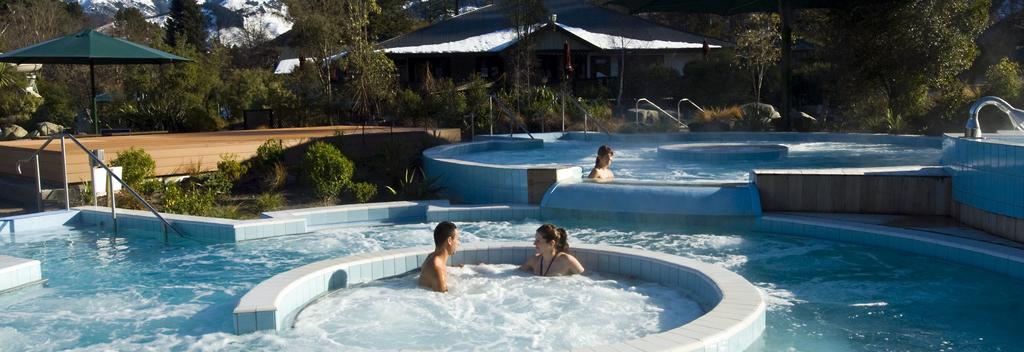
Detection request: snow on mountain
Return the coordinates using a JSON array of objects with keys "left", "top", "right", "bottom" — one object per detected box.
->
[{"left": 78, "top": 0, "right": 292, "bottom": 46}]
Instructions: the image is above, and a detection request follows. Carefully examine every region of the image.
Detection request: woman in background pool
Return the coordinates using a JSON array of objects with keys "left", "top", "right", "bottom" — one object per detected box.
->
[
  {"left": 521, "top": 224, "right": 585, "bottom": 276},
  {"left": 587, "top": 145, "right": 614, "bottom": 180}
]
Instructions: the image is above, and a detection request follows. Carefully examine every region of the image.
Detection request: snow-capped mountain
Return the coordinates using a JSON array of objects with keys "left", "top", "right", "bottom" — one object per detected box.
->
[{"left": 77, "top": 0, "right": 292, "bottom": 46}]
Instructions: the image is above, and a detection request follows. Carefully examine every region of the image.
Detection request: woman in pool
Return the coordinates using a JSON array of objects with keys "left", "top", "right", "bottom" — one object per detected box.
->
[
  {"left": 587, "top": 145, "right": 614, "bottom": 180},
  {"left": 521, "top": 224, "right": 585, "bottom": 276}
]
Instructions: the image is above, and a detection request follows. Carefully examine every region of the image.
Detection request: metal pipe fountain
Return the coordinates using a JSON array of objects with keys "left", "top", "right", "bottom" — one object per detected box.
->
[{"left": 965, "top": 96, "right": 1024, "bottom": 139}]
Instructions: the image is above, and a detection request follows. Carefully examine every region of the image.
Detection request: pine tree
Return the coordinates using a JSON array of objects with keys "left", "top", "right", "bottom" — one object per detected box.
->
[{"left": 165, "top": 0, "right": 207, "bottom": 50}]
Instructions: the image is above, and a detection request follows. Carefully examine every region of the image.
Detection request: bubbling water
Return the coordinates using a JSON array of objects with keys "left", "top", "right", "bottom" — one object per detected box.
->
[
  {"left": 452, "top": 140, "right": 941, "bottom": 182},
  {"left": 293, "top": 264, "right": 703, "bottom": 351}
]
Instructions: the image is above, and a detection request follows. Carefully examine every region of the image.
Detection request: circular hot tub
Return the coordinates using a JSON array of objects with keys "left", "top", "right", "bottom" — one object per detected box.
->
[
  {"left": 658, "top": 143, "right": 789, "bottom": 162},
  {"left": 233, "top": 242, "right": 766, "bottom": 351}
]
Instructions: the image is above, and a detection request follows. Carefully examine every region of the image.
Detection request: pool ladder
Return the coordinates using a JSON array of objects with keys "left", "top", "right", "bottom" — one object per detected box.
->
[
  {"left": 634, "top": 98, "right": 701, "bottom": 130},
  {"left": 965, "top": 96, "right": 1024, "bottom": 139},
  {"left": 559, "top": 92, "right": 612, "bottom": 140},
  {"left": 488, "top": 95, "right": 535, "bottom": 139},
  {"left": 15, "top": 132, "right": 184, "bottom": 240}
]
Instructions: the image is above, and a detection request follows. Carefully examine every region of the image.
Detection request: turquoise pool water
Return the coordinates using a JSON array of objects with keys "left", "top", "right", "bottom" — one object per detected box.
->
[
  {"left": 1, "top": 221, "right": 1022, "bottom": 351},
  {"left": 453, "top": 140, "right": 942, "bottom": 181}
]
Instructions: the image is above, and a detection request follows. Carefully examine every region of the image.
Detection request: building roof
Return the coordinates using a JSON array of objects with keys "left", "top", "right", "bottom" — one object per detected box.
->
[
  {"left": 275, "top": 0, "right": 730, "bottom": 74},
  {"left": 378, "top": 0, "right": 729, "bottom": 54}
]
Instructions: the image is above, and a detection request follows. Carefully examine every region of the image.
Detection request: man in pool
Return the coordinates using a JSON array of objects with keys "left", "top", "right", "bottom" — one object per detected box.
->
[{"left": 418, "top": 221, "right": 460, "bottom": 293}]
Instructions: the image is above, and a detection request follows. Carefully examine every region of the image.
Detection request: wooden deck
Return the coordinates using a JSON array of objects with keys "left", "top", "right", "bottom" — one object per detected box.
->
[{"left": 0, "top": 126, "right": 460, "bottom": 184}]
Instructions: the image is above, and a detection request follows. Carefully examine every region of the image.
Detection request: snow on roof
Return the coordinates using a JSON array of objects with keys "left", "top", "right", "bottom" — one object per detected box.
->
[
  {"left": 382, "top": 27, "right": 529, "bottom": 54},
  {"left": 274, "top": 52, "right": 348, "bottom": 74},
  {"left": 274, "top": 58, "right": 306, "bottom": 74},
  {"left": 380, "top": 22, "right": 717, "bottom": 54},
  {"left": 556, "top": 23, "right": 721, "bottom": 50}
]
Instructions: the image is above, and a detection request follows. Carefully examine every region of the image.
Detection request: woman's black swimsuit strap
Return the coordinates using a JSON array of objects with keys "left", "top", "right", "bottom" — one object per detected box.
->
[{"left": 541, "top": 253, "right": 561, "bottom": 276}]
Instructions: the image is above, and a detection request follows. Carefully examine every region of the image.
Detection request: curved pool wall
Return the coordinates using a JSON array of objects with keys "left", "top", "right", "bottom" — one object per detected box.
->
[
  {"left": 943, "top": 134, "right": 1024, "bottom": 243},
  {"left": 425, "top": 133, "right": 942, "bottom": 206},
  {"left": 541, "top": 180, "right": 761, "bottom": 227},
  {"left": 423, "top": 138, "right": 582, "bottom": 204},
  {"left": 233, "top": 242, "right": 767, "bottom": 352}
]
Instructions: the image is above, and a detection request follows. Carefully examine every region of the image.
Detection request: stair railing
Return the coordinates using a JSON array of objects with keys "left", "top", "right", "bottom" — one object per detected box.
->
[
  {"left": 489, "top": 95, "right": 535, "bottom": 139},
  {"left": 635, "top": 98, "right": 688, "bottom": 129},
  {"left": 676, "top": 98, "right": 705, "bottom": 120},
  {"left": 16, "top": 132, "right": 184, "bottom": 240},
  {"left": 560, "top": 92, "right": 611, "bottom": 140}
]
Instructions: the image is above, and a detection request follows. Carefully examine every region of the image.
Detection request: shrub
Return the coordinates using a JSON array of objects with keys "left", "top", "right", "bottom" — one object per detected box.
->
[
  {"left": 423, "top": 78, "right": 467, "bottom": 128},
  {"left": 303, "top": 141, "right": 354, "bottom": 204},
  {"left": 259, "top": 162, "right": 289, "bottom": 192},
  {"left": 622, "top": 65, "right": 682, "bottom": 101},
  {"left": 736, "top": 103, "right": 778, "bottom": 131},
  {"left": 925, "top": 82, "right": 979, "bottom": 135},
  {"left": 136, "top": 179, "right": 164, "bottom": 196},
  {"left": 253, "top": 139, "right": 284, "bottom": 168},
  {"left": 254, "top": 192, "right": 285, "bottom": 213},
  {"left": 350, "top": 182, "right": 377, "bottom": 203},
  {"left": 114, "top": 190, "right": 145, "bottom": 210},
  {"left": 393, "top": 89, "right": 423, "bottom": 126},
  {"left": 217, "top": 154, "right": 248, "bottom": 182},
  {"left": 678, "top": 51, "right": 753, "bottom": 107},
  {"left": 196, "top": 172, "right": 233, "bottom": 196},
  {"left": 111, "top": 147, "right": 156, "bottom": 190},
  {"left": 385, "top": 167, "right": 442, "bottom": 200},
  {"left": 161, "top": 182, "right": 215, "bottom": 216},
  {"left": 205, "top": 204, "right": 245, "bottom": 219},
  {"left": 984, "top": 58, "right": 1023, "bottom": 103},
  {"left": 690, "top": 106, "right": 743, "bottom": 132}
]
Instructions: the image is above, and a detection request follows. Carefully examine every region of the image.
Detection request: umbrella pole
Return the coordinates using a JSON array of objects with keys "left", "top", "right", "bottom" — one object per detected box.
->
[
  {"left": 779, "top": 0, "right": 794, "bottom": 132},
  {"left": 90, "top": 63, "right": 98, "bottom": 135}
]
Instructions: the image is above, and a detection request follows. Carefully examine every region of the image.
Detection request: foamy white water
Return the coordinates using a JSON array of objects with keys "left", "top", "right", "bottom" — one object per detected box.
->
[
  {"left": 452, "top": 140, "right": 941, "bottom": 182},
  {"left": 293, "top": 264, "right": 702, "bottom": 351}
]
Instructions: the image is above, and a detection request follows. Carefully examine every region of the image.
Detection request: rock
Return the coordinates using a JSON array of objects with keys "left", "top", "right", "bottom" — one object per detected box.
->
[
  {"left": 740, "top": 103, "right": 781, "bottom": 120},
  {"left": 736, "top": 103, "right": 779, "bottom": 131},
  {"left": 1, "top": 125, "right": 28, "bottom": 140},
  {"left": 627, "top": 108, "right": 662, "bottom": 125},
  {"left": 34, "top": 122, "right": 64, "bottom": 136},
  {"left": 791, "top": 110, "right": 818, "bottom": 132}
]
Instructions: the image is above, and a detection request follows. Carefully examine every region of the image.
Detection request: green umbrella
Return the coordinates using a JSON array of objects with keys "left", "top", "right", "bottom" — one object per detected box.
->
[
  {"left": 0, "top": 28, "right": 191, "bottom": 134},
  {"left": 607, "top": 0, "right": 839, "bottom": 131}
]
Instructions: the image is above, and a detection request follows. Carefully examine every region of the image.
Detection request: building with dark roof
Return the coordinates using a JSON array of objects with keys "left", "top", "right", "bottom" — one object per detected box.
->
[
  {"left": 274, "top": 0, "right": 729, "bottom": 94},
  {"left": 377, "top": 0, "right": 728, "bottom": 88}
]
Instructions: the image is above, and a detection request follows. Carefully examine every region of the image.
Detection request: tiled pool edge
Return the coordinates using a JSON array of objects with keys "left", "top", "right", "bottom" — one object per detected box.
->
[
  {"left": 426, "top": 204, "right": 541, "bottom": 222},
  {"left": 0, "top": 255, "right": 43, "bottom": 294},
  {"left": 0, "top": 201, "right": 456, "bottom": 242},
  {"left": 0, "top": 210, "right": 81, "bottom": 235},
  {"left": 423, "top": 138, "right": 582, "bottom": 204},
  {"left": 232, "top": 242, "right": 766, "bottom": 352},
  {"left": 759, "top": 213, "right": 1024, "bottom": 279}
]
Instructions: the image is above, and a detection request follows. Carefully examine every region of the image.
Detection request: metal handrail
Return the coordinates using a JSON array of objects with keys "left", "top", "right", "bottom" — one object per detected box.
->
[
  {"left": 15, "top": 137, "right": 57, "bottom": 212},
  {"left": 635, "top": 98, "right": 688, "bottom": 129},
  {"left": 560, "top": 92, "right": 611, "bottom": 140},
  {"left": 676, "top": 98, "right": 705, "bottom": 120},
  {"left": 489, "top": 95, "right": 535, "bottom": 139},
  {"left": 15, "top": 132, "right": 185, "bottom": 240}
]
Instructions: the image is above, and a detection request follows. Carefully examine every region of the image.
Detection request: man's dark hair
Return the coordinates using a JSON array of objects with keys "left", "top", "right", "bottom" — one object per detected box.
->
[{"left": 433, "top": 221, "right": 457, "bottom": 247}]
